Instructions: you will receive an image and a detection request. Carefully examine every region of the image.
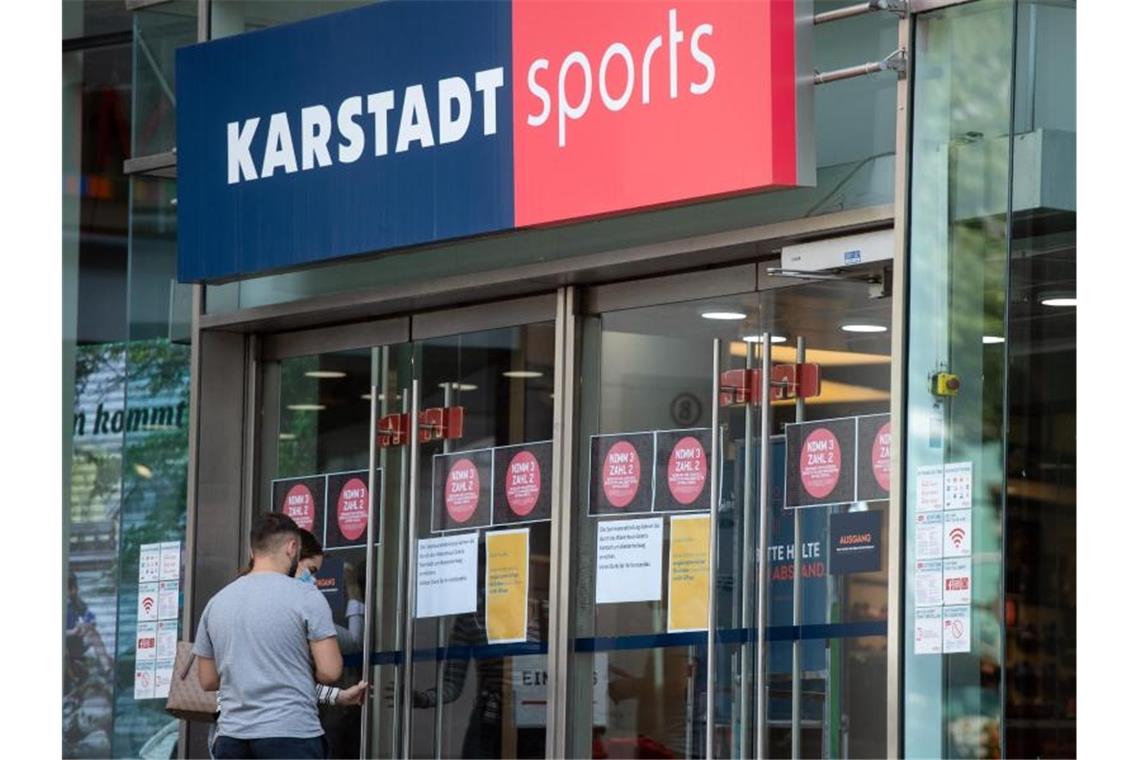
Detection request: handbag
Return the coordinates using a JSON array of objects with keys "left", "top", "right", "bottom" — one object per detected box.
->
[{"left": 165, "top": 641, "right": 219, "bottom": 723}]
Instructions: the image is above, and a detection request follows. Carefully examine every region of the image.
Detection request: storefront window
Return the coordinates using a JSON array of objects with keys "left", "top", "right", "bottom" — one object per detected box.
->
[{"left": 903, "top": 1, "right": 1016, "bottom": 757}]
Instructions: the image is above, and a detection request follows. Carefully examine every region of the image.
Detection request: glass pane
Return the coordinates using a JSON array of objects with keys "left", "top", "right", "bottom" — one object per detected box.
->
[
  {"left": 406, "top": 324, "right": 556, "bottom": 758},
  {"left": 903, "top": 2, "right": 1016, "bottom": 757}
]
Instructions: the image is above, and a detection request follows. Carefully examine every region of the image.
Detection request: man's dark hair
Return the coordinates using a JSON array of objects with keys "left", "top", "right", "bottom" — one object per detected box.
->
[
  {"left": 250, "top": 512, "right": 300, "bottom": 555},
  {"left": 298, "top": 529, "right": 323, "bottom": 561}
]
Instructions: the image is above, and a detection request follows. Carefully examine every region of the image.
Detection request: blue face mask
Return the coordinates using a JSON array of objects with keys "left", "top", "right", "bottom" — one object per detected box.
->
[{"left": 298, "top": 567, "right": 316, "bottom": 585}]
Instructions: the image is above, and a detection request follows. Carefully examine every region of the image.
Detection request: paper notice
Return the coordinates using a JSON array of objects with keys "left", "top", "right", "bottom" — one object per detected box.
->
[
  {"left": 914, "top": 560, "right": 943, "bottom": 607},
  {"left": 916, "top": 465, "right": 944, "bottom": 512},
  {"left": 596, "top": 517, "right": 664, "bottom": 604},
  {"left": 138, "top": 582, "right": 159, "bottom": 622},
  {"left": 667, "top": 514, "right": 710, "bottom": 633},
  {"left": 915, "top": 512, "right": 943, "bottom": 560},
  {"left": 134, "top": 663, "right": 156, "bottom": 700},
  {"left": 139, "top": 543, "right": 161, "bottom": 583},
  {"left": 157, "top": 620, "right": 178, "bottom": 660},
  {"left": 485, "top": 528, "right": 530, "bottom": 644},
  {"left": 153, "top": 659, "right": 175, "bottom": 699},
  {"left": 415, "top": 532, "right": 479, "bottom": 618},
  {"left": 158, "top": 580, "right": 180, "bottom": 621},
  {"left": 915, "top": 607, "right": 942, "bottom": 655},
  {"left": 942, "top": 605, "right": 971, "bottom": 653},
  {"left": 942, "top": 462, "right": 972, "bottom": 511},
  {"left": 942, "top": 510, "right": 972, "bottom": 557},
  {"left": 942, "top": 557, "right": 972, "bottom": 606},
  {"left": 135, "top": 622, "right": 158, "bottom": 663},
  {"left": 159, "top": 541, "right": 181, "bottom": 581}
]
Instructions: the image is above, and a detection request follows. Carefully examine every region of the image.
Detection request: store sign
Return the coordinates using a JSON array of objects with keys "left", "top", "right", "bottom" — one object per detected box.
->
[{"left": 176, "top": 0, "right": 813, "bottom": 281}]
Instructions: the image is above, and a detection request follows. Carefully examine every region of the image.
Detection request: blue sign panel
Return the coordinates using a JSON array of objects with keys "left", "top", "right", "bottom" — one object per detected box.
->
[{"left": 176, "top": 1, "right": 514, "bottom": 281}]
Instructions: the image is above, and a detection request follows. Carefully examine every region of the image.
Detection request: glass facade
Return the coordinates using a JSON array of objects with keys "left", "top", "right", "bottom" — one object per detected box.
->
[{"left": 61, "top": 1, "right": 1077, "bottom": 758}]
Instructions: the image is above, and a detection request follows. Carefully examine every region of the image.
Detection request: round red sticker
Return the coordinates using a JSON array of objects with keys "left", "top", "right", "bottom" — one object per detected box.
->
[
  {"left": 800, "top": 428, "right": 841, "bottom": 499},
  {"left": 871, "top": 422, "right": 891, "bottom": 491},
  {"left": 284, "top": 484, "right": 315, "bottom": 531},
  {"left": 602, "top": 440, "right": 640, "bottom": 508},
  {"left": 505, "top": 451, "right": 541, "bottom": 517},
  {"left": 445, "top": 458, "right": 480, "bottom": 523},
  {"left": 337, "top": 477, "right": 369, "bottom": 541},
  {"left": 667, "top": 436, "right": 707, "bottom": 505}
]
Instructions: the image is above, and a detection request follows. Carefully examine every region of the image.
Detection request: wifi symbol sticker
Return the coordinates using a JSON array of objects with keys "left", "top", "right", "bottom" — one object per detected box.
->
[
  {"left": 138, "top": 582, "right": 160, "bottom": 620},
  {"left": 943, "top": 512, "right": 970, "bottom": 556}
]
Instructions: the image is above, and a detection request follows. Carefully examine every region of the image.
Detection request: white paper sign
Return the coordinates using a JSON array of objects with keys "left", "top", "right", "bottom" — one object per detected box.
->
[
  {"left": 915, "top": 512, "right": 943, "bottom": 560},
  {"left": 942, "top": 605, "right": 971, "bottom": 653},
  {"left": 415, "top": 532, "right": 479, "bottom": 619},
  {"left": 157, "top": 620, "right": 179, "bottom": 660},
  {"left": 942, "top": 510, "right": 971, "bottom": 557},
  {"left": 595, "top": 517, "right": 664, "bottom": 604},
  {"left": 139, "top": 543, "right": 161, "bottom": 583},
  {"left": 914, "top": 607, "right": 942, "bottom": 655},
  {"left": 153, "top": 659, "right": 175, "bottom": 699},
  {"left": 158, "top": 580, "right": 180, "bottom": 621},
  {"left": 512, "top": 653, "right": 608, "bottom": 727},
  {"left": 914, "top": 560, "right": 943, "bottom": 607},
  {"left": 159, "top": 541, "right": 182, "bottom": 581},
  {"left": 916, "top": 465, "right": 944, "bottom": 512},
  {"left": 943, "top": 462, "right": 972, "bottom": 510},
  {"left": 138, "top": 582, "right": 159, "bottom": 622},
  {"left": 942, "top": 558, "right": 972, "bottom": 606},
  {"left": 135, "top": 621, "right": 158, "bottom": 663},
  {"left": 134, "top": 663, "right": 156, "bottom": 699}
]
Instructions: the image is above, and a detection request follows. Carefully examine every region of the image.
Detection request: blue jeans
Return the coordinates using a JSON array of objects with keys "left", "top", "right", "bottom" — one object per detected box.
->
[{"left": 212, "top": 734, "right": 327, "bottom": 759}]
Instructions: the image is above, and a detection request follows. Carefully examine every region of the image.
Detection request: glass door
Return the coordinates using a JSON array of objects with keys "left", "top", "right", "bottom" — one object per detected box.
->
[{"left": 572, "top": 270, "right": 893, "bottom": 759}]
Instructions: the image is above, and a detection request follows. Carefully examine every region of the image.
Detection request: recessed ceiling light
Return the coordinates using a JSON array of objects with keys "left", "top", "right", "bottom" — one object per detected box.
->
[
  {"left": 278, "top": 433, "right": 297, "bottom": 441},
  {"left": 1040, "top": 296, "right": 1076, "bottom": 308},
  {"left": 502, "top": 370, "right": 544, "bottom": 379},
  {"left": 982, "top": 335, "right": 1005, "bottom": 344},
  {"left": 286, "top": 403, "right": 326, "bottom": 411},
  {"left": 439, "top": 382, "right": 478, "bottom": 392},
  {"left": 742, "top": 334, "right": 788, "bottom": 344},
  {"left": 133, "top": 463, "right": 153, "bottom": 479},
  {"left": 304, "top": 370, "right": 347, "bottom": 379},
  {"left": 841, "top": 323, "right": 888, "bottom": 334},
  {"left": 701, "top": 310, "right": 747, "bottom": 321}
]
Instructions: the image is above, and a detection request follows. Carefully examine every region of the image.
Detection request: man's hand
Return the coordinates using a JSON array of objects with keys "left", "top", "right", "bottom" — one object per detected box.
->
[{"left": 336, "top": 681, "right": 369, "bottom": 706}]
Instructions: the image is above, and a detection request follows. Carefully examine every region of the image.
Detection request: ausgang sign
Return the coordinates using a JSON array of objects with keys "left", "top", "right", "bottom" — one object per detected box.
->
[{"left": 176, "top": 0, "right": 813, "bottom": 282}]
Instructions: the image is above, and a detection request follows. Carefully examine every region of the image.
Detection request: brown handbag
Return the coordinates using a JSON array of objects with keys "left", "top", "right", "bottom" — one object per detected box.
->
[{"left": 165, "top": 641, "right": 219, "bottom": 723}]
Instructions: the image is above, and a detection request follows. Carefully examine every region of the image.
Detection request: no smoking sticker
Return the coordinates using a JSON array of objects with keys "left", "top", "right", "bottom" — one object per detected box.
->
[{"left": 942, "top": 605, "right": 971, "bottom": 654}]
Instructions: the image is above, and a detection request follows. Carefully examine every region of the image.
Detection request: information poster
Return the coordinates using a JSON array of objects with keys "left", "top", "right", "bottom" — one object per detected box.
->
[
  {"left": 942, "top": 605, "right": 971, "bottom": 654},
  {"left": 432, "top": 449, "right": 493, "bottom": 532},
  {"left": 139, "top": 544, "right": 160, "bottom": 583},
  {"left": 158, "top": 580, "right": 179, "bottom": 620},
  {"left": 493, "top": 441, "right": 553, "bottom": 525},
  {"left": 271, "top": 475, "right": 327, "bottom": 537},
  {"left": 914, "top": 560, "right": 943, "bottom": 607},
  {"left": 588, "top": 433, "right": 655, "bottom": 516},
  {"left": 784, "top": 417, "right": 857, "bottom": 508},
  {"left": 667, "top": 514, "right": 710, "bottom": 632},
  {"left": 136, "top": 541, "right": 180, "bottom": 699},
  {"left": 326, "top": 469, "right": 382, "bottom": 549},
  {"left": 485, "top": 528, "right": 530, "bottom": 643},
  {"left": 134, "top": 662, "right": 156, "bottom": 700},
  {"left": 914, "top": 607, "right": 942, "bottom": 655},
  {"left": 654, "top": 429, "right": 712, "bottom": 513},
  {"left": 828, "top": 510, "right": 882, "bottom": 575},
  {"left": 157, "top": 620, "right": 178, "bottom": 660},
  {"left": 138, "top": 582, "right": 159, "bottom": 623},
  {"left": 135, "top": 622, "right": 158, "bottom": 664},
  {"left": 916, "top": 465, "right": 944, "bottom": 512},
  {"left": 942, "top": 558, "right": 971, "bottom": 606},
  {"left": 943, "top": 461, "right": 973, "bottom": 510},
  {"left": 943, "top": 510, "right": 972, "bottom": 557},
  {"left": 595, "top": 517, "right": 663, "bottom": 604},
  {"left": 415, "top": 532, "right": 478, "bottom": 618},
  {"left": 856, "top": 414, "right": 891, "bottom": 502},
  {"left": 914, "top": 512, "right": 943, "bottom": 560},
  {"left": 159, "top": 541, "right": 181, "bottom": 581},
  {"left": 154, "top": 659, "right": 174, "bottom": 699}
]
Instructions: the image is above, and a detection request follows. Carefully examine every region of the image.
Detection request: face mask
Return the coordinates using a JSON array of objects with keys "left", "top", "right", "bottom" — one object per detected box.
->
[{"left": 298, "top": 567, "right": 316, "bottom": 585}]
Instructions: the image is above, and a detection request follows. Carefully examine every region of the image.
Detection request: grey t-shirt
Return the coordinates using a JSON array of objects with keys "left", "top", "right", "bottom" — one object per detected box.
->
[{"left": 192, "top": 572, "right": 337, "bottom": 739}]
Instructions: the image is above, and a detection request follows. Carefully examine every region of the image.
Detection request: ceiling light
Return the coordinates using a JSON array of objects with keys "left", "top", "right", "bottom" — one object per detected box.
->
[
  {"left": 841, "top": 323, "right": 888, "bottom": 334},
  {"left": 439, "top": 382, "right": 478, "bottom": 392},
  {"left": 304, "top": 370, "right": 347, "bottom": 379},
  {"left": 278, "top": 433, "right": 297, "bottom": 441},
  {"left": 133, "top": 463, "right": 153, "bottom": 479},
  {"left": 701, "top": 310, "right": 747, "bottom": 320},
  {"left": 287, "top": 403, "right": 326, "bottom": 411},
  {"left": 502, "top": 371, "right": 544, "bottom": 379},
  {"left": 742, "top": 335, "right": 788, "bottom": 344},
  {"left": 1040, "top": 296, "right": 1076, "bottom": 308},
  {"left": 982, "top": 335, "right": 1005, "bottom": 344}
]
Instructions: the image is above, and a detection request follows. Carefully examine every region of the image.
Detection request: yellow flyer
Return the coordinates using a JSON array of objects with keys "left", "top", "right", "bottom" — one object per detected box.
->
[
  {"left": 485, "top": 527, "right": 530, "bottom": 643},
  {"left": 667, "top": 514, "right": 710, "bottom": 633}
]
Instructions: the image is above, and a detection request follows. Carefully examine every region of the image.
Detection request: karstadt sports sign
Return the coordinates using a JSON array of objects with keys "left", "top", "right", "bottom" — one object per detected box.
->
[{"left": 176, "top": 0, "right": 813, "bottom": 282}]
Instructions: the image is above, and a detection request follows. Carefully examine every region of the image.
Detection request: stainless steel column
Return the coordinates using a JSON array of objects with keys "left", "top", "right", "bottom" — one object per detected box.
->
[
  {"left": 400, "top": 380, "right": 422, "bottom": 758},
  {"left": 705, "top": 339, "right": 722, "bottom": 760},
  {"left": 755, "top": 333, "right": 773, "bottom": 760},
  {"left": 358, "top": 348, "right": 381, "bottom": 758},
  {"left": 739, "top": 342, "right": 756, "bottom": 753},
  {"left": 791, "top": 336, "right": 806, "bottom": 759},
  {"left": 433, "top": 385, "right": 453, "bottom": 759}
]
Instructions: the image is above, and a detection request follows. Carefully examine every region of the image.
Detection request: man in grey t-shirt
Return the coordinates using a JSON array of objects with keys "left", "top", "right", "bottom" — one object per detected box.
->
[{"left": 194, "top": 513, "right": 343, "bottom": 759}]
